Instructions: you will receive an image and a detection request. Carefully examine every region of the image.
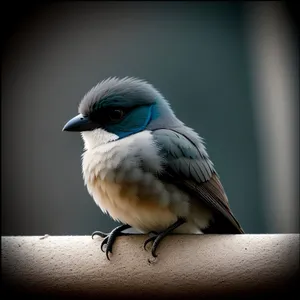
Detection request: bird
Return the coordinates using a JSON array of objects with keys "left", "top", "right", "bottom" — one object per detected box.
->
[{"left": 62, "top": 77, "right": 244, "bottom": 260}]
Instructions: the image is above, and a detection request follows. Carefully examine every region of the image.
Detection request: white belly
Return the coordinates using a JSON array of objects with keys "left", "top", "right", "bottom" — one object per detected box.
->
[
  {"left": 89, "top": 178, "right": 178, "bottom": 232},
  {"left": 81, "top": 130, "right": 211, "bottom": 233}
]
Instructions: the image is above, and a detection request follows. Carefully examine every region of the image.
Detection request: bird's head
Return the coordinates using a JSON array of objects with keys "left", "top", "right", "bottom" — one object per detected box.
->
[{"left": 62, "top": 77, "right": 181, "bottom": 149}]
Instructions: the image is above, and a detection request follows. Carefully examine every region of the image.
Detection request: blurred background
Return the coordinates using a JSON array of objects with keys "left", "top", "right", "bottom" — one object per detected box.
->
[{"left": 1, "top": 1, "right": 298, "bottom": 235}]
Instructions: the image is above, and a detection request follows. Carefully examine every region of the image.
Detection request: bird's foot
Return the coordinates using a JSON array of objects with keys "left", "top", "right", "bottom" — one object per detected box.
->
[
  {"left": 92, "top": 224, "right": 131, "bottom": 260},
  {"left": 143, "top": 218, "right": 186, "bottom": 258}
]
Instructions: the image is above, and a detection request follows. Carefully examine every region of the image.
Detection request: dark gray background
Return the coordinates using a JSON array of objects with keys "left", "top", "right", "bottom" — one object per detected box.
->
[{"left": 2, "top": 2, "right": 294, "bottom": 235}]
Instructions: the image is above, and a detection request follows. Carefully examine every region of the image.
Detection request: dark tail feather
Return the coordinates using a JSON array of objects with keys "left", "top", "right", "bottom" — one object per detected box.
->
[{"left": 201, "top": 214, "right": 245, "bottom": 234}]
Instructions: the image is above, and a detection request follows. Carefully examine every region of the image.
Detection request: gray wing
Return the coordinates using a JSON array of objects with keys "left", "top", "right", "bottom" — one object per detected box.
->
[{"left": 152, "top": 129, "right": 244, "bottom": 234}]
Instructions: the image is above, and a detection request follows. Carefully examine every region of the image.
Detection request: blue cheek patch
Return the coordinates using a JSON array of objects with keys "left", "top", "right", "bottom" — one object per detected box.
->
[
  {"left": 106, "top": 104, "right": 158, "bottom": 139},
  {"left": 150, "top": 103, "right": 160, "bottom": 121}
]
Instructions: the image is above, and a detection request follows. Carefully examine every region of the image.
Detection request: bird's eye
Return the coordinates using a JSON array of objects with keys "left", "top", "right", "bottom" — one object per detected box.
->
[{"left": 108, "top": 109, "right": 124, "bottom": 122}]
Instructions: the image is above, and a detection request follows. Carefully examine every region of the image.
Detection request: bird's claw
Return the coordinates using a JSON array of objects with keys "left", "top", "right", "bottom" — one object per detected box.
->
[
  {"left": 143, "top": 218, "right": 186, "bottom": 258},
  {"left": 91, "top": 224, "right": 131, "bottom": 260},
  {"left": 100, "top": 236, "right": 109, "bottom": 252},
  {"left": 143, "top": 232, "right": 159, "bottom": 257},
  {"left": 100, "top": 236, "right": 113, "bottom": 259},
  {"left": 92, "top": 231, "right": 112, "bottom": 259},
  {"left": 143, "top": 235, "right": 157, "bottom": 251},
  {"left": 92, "top": 231, "right": 108, "bottom": 239}
]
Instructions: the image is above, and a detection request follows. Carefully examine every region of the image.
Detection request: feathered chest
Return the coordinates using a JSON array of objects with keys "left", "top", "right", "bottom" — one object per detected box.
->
[
  {"left": 81, "top": 130, "right": 163, "bottom": 185},
  {"left": 81, "top": 131, "right": 183, "bottom": 230}
]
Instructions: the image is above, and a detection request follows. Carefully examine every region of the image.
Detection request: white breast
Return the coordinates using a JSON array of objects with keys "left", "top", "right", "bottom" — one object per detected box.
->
[
  {"left": 81, "top": 129, "right": 210, "bottom": 233},
  {"left": 82, "top": 130, "right": 173, "bottom": 231},
  {"left": 81, "top": 129, "right": 163, "bottom": 183}
]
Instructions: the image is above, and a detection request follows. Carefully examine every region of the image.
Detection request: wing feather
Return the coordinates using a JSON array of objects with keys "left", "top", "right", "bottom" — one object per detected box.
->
[{"left": 152, "top": 128, "right": 244, "bottom": 234}]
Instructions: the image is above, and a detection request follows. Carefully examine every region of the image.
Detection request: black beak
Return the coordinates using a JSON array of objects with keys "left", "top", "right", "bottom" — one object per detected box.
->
[{"left": 62, "top": 114, "right": 100, "bottom": 132}]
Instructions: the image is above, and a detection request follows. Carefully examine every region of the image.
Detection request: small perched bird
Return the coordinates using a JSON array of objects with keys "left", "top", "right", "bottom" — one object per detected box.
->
[{"left": 63, "top": 77, "right": 244, "bottom": 260}]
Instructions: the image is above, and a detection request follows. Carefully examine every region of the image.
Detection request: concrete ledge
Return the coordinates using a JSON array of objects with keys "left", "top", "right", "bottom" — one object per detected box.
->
[{"left": 1, "top": 234, "right": 299, "bottom": 299}]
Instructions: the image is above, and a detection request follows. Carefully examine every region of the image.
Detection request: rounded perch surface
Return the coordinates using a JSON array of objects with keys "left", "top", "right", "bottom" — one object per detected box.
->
[{"left": 1, "top": 234, "right": 299, "bottom": 298}]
